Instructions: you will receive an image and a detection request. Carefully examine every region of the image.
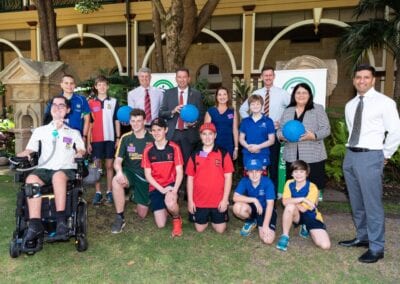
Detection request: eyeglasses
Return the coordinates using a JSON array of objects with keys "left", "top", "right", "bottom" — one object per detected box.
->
[{"left": 51, "top": 103, "right": 67, "bottom": 109}]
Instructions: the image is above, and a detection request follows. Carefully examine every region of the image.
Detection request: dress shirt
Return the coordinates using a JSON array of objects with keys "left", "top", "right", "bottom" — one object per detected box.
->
[
  {"left": 345, "top": 88, "right": 400, "bottom": 158},
  {"left": 26, "top": 122, "right": 85, "bottom": 170},
  {"left": 239, "top": 86, "right": 290, "bottom": 122},
  {"left": 127, "top": 86, "right": 164, "bottom": 123}
]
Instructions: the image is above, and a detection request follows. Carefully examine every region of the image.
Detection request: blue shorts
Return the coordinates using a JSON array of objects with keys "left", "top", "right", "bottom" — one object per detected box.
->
[
  {"left": 248, "top": 203, "right": 277, "bottom": 231},
  {"left": 295, "top": 212, "right": 326, "bottom": 231},
  {"left": 188, "top": 208, "right": 229, "bottom": 224},
  {"left": 91, "top": 141, "right": 115, "bottom": 160},
  {"left": 149, "top": 190, "right": 166, "bottom": 212}
]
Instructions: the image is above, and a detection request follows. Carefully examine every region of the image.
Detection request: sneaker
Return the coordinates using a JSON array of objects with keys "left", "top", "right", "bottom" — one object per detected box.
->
[
  {"left": 55, "top": 220, "right": 69, "bottom": 240},
  {"left": 276, "top": 234, "right": 290, "bottom": 251},
  {"left": 22, "top": 224, "right": 44, "bottom": 251},
  {"left": 111, "top": 215, "right": 126, "bottom": 234},
  {"left": 172, "top": 217, "right": 183, "bottom": 237},
  {"left": 105, "top": 192, "right": 113, "bottom": 205},
  {"left": 240, "top": 219, "right": 257, "bottom": 237},
  {"left": 299, "top": 224, "right": 310, "bottom": 239},
  {"left": 92, "top": 192, "right": 103, "bottom": 205}
]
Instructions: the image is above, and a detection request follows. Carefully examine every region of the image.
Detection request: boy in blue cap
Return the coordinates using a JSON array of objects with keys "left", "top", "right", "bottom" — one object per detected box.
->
[{"left": 233, "top": 159, "right": 276, "bottom": 244}]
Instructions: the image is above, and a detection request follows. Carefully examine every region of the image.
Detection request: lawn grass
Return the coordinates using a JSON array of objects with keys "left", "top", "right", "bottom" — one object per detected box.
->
[{"left": 1, "top": 179, "right": 399, "bottom": 283}]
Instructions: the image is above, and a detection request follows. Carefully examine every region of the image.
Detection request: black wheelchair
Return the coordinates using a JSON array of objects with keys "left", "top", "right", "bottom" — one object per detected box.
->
[{"left": 9, "top": 154, "right": 89, "bottom": 257}]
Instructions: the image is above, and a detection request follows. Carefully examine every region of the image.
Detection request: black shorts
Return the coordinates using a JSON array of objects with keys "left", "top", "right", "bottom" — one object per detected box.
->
[
  {"left": 91, "top": 141, "right": 115, "bottom": 160},
  {"left": 30, "top": 168, "right": 76, "bottom": 185},
  {"left": 295, "top": 212, "right": 326, "bottom": 230},
  {"left": 248, "top": 203, "right": 277, "bottom": 231},
  {"left": 188, "top": 208, "right": 229, "bottom": 224},
  {"left": 149, "top": 190, "right": 166, "bottom": 212}
]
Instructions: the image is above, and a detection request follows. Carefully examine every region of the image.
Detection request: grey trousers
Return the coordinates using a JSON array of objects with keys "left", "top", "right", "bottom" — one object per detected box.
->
[{"left": 343, "top": 149, "right": 385, "bottom": 252}]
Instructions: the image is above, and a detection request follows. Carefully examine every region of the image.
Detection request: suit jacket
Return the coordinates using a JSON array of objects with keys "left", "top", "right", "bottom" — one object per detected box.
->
[
  {"left": 159, "top": 87, "right": 205, "bottom": 142},
  {"left": 277, "top": 103, "right": 330, "bottom": 163}
]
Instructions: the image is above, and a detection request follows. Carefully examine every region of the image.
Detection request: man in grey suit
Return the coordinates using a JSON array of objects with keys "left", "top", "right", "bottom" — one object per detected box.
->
[{"left": 159, "top": 68, "right": 205, "bottom": 165}]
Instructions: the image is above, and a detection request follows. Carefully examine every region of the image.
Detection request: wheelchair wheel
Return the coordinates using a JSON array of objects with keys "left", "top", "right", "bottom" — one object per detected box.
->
[
  {"left": 9, "top": 238, "right": 21, "bottom": 258},
  {"left": 75, "top": 237, "right": 88, "bottom": 252},
  {"left": 76, "top": 202, "right": 87, "bottom": 236}
]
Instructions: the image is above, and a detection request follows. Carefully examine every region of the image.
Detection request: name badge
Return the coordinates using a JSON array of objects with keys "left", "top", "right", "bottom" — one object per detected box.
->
[
  {"left": 199, "top": 151, "right": 208, "bottom": 158},
  {"left": 63, "top": 136, "right": 73, "bottom": 144},
  {"left": 93, "top": 106, "right": 101, "bottom": 112}
]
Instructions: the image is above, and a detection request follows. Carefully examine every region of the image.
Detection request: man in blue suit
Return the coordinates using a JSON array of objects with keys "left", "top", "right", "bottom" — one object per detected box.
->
[{"left": 159, "top": 68, "right": 205, "bottom": 165}]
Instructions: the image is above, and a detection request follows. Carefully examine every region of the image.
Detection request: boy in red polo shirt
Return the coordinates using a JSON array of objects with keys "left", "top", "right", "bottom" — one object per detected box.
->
[
  {"left": 186, "top": 122, "right": 234, "bottom": 233},
  {"left": 141, "top": 118, "right": 184, "bottom": 237}
]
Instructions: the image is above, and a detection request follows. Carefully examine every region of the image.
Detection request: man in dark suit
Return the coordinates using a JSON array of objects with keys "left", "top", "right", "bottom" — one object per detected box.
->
[{"left": 159, "top": 68, "right": 205, "bottom": 165}]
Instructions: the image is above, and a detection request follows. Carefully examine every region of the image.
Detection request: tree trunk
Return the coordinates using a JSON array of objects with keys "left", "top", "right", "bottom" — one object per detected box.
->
[
  {"left": 165, "top": 0, "right": 183, "bottom": 71},
  {"left": 152, "top": 2, "right": 164, "bottom": 72},
  {"left": 36, "top": 0, "right": 60, "bottom": 61},
  {"left": 151, "top": 0, "right": 219, "bottom": 72}
]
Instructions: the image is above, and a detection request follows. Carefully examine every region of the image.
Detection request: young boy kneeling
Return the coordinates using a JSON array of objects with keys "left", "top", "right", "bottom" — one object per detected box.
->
[
  {"left": 142, "top": 118, "right": 184, "bottom": 237},
  {"left": 276, "top": 160, "right": 331, "bottom": 251},
  {"left": 186, "top": 123, "right": 234, "bottom": 233},
  {"left": 233, "top": 159, "right": 276, "bottom": 244}
]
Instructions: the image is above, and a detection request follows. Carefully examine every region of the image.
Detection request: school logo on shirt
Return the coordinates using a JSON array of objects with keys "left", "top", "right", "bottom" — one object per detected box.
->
[
  {"left": 76, "top": 104, "right": 81, "bottom": 109},
  {"left": 215, "top": 158, "right": 221, "bottom": 167},
  {"left": 260, "top": 122, "right": 267, "bottom": 128},
  {"left": 167, "top": 153, "right": 173, "bottom": 161},
  {"left": 259, "top": 188, "right": 265, "bottom": 196}
]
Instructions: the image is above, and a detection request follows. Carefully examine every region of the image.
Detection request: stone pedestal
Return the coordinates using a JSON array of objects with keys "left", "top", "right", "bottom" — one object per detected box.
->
[
  {"left": 276, "top": 55, "right": 338, "bottom": 97},
  {"left": 0, "top": 58, "right": 72, "bottom": 154}
]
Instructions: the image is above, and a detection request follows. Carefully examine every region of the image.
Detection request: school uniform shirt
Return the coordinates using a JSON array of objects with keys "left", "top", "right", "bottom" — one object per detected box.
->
[
  {"left": 88, "top": 96, "right": 119, "bottom": 142},
  {"left": 26, "top": 122, "right": 85, "bottom": 170},
  {"left": 115, "top": 131, "right": 153, "bottom": 176},
  {"left": 239, "top": 115, "right": 275, "bottom": 163},
  {"left": 141, "top": 141, "right": 183, "bottom": 192},
  {"left": 186, "top": 147, "right": 234, "bottom": 208},
  {"left": 282, "top": 179, "right": 323, "bottom": 222},
  {"left": 235, "top": 176, "right": 275, "bottom": 209}
]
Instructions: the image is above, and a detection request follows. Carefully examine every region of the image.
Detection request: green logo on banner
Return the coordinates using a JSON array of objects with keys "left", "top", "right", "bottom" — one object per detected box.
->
[
  {"left": 282, "top": 77, "right": 316, "bottom": 96},
  {"left": 153, "top": 79, "right": 174, "bottom": 90}
]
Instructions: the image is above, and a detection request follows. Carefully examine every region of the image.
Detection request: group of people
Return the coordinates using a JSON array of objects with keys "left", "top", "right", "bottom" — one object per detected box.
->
[{"left": 18, "top": 64, "right": 400, "bottom": 263}]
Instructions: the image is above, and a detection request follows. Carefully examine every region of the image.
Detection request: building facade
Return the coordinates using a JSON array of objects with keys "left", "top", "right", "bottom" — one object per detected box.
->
[{"left": 0, "top": 0, "right": 394, "bottom": 110}]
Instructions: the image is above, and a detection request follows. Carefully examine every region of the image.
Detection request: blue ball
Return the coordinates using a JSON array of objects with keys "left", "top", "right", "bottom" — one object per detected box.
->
[
  {"left": 282, "top": 120, "right": 305, "bottom": 142},
  {"left": 117, "top": 105, "right": 133, "bottom": 124},
  {"left": 180, "top": 104, "right": 199, "bottom": 123}
]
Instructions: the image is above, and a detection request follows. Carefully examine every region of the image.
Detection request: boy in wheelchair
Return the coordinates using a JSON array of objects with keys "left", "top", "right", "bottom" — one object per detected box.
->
[{"left": 16, "top": 95, "right": 85, "bottom": 253}]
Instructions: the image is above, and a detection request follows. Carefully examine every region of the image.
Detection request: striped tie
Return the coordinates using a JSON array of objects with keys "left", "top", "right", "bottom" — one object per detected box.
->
[
  {"left": 144, "top": 89, "right": 152, "bottom": 123},
  {"left": 264, "top": 89, "right": 270, "bottom": 116}
]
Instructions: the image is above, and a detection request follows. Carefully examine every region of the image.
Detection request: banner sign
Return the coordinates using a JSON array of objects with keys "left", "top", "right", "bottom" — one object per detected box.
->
[{"left": 150, "top": 73, "right": 177, "bottom": 90}]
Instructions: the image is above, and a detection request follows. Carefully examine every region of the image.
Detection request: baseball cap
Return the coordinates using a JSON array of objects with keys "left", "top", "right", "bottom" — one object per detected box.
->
[
  {"left": 199, "top": 122, "right": 216, "bottom": 133},
  {"left": 150, "top": 118, "right": 167, "bottom": 128},
  {"left": 245, "top": 159, "right": 263, "bottom": 171}
]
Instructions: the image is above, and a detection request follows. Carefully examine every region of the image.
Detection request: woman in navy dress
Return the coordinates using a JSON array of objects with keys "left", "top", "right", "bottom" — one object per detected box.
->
[{"left": 204, "top": 86, "right": 239, "bottom": 160}]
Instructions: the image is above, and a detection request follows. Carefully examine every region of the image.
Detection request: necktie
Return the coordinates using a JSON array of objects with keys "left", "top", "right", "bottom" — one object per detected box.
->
[
  {"left": 264, "top": 89, "right": 270, "bottom": 116},
  {"left": 178, "top": 91, "right": 184, "bottom": 130},
  {"left": 349, "top": 96, "right": 364, "bottom": 146},
  {"left": 144, "top": 89, "right": 151, "bottom": 123}
]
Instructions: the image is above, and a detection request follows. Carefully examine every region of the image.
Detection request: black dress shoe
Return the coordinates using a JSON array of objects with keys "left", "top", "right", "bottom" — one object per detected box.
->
[
  {"left": 358, "top": 249, "right": 384, "bottom": 263},
  {"left": 338, "top": 238, "right": 369, "bottom": 248}
]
